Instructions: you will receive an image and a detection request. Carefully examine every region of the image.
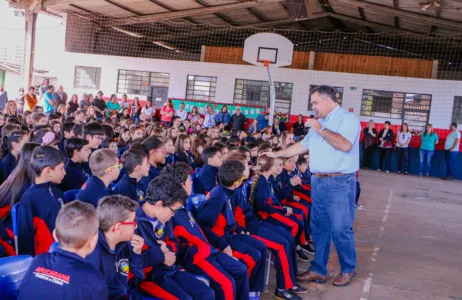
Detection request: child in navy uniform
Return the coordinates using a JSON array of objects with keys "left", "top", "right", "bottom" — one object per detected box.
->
[
  {"left": 164, "top": 163, "right": 250, "bottom": 300},
  {"left": 18, "top": 201, "right": 107, "bottom": 300},
  {"left": 77, "top": 149, "right": 120, "bottom": 207},
  {"left": 18, "top": 146, "right": 66, "bottom": 256},
  {"left": 175, "top": 134, "right": 196, "bottom": 170},
  {"left": 136, "top": 174, "right": 214, "bottom": 300},
  {"left": 114, "top": 149, "right": 150, "bottom": 202},
  {"left": 194, "top": 146, "right": 223, "bottom": 194},
  {"left": 58, "top": 122, "right": 74, "bottom": 153},
  {"left": 61, "top": 138, "right": 92, "bottom": 192},
  {"left": 197, "top": 160, "right": 267, "bottom": 299},
  {"left": 135, "top": 137, "right": 166, "bottom": 195},
  {"left": 0, "top": 130, "right": 28, "bottom": 183},
  {"left": 86, "top": 195, "right": 145, "bottom": 299},
  {"left": 83, "top": 122, "right": 105, "bottom": 151}
]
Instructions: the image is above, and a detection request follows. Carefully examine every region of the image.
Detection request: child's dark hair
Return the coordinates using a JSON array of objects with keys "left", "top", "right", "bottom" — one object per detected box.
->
[
  {"left": 73, "top": 124, "right": 83, "bottom": 137},
  {"left": 247, "top": 142, "right": 258, "bottom": 151},
  {"left": 101, "top": 138, "right": 116, "bottom": 149},
  {"left": 175, "top": 134, "right": 190, "bottom": 153},
  {"left": 218, "top": 160, "right": 245, "bottom": 187},
  {"left": 202, "top": 146, "right": 220, "bottom": 165},
  {"left": 83, "top": 122, "right": 105, "bottom": 138},
  {"left": 296, "top": 156, "right": 307, "bottom": 166},
  {"left": 30, "top": 145, "right": 66, "bottom": 177},
  {"left": 237, "top": 145, "right": 250, "bottom": 156},
  {"left": 213, "top": 141, "right": 228, "bottom": 153},
  {"left": 64, "top": 138, "right": 89, "bottom": 158},
  {"left": 102, "top": 124, "right": 114, "bottom": 140},
  {"left": 161, "top": 162, "right": 191, "bottom": 185},
  {"left": 145, "top": 174, "right": 188, "bottom": 206},
  {"left": 0, "top": 130, "right": 27, "bottom": 160},
  {"left": 48, "top": 113, "right": 60, "bottom": 122},
  {"left": 61, "top": 122, "right": 75, "bottom": 137},
  {"left": 141, "top": 136, "right": 164, "bottom": 154},
  {"left": 121, "top": 149, "right": 147, "bottom": 174}
]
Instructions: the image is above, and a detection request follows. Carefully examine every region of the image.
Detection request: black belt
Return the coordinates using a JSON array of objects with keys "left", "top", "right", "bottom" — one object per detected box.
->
[{"left": 313, "top": 172, "right": 348, "bottom": 178}]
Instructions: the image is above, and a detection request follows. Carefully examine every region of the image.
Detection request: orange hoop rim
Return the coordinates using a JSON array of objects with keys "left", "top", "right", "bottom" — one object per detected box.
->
[{"left": 257, "top": 60, "right": 272, "bottom": 67}]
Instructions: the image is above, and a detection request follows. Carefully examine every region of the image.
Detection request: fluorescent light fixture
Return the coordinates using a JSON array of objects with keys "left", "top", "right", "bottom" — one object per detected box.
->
[
  {"left": 153, "top": 41, "right": 176, "bottom": 51},
  {"left": 112, "top": 27, "right": 144, "bottom": 38}
]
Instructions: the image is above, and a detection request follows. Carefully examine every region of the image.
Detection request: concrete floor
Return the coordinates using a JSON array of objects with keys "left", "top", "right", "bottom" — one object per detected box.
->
[{"left": 262, "top": 170, "right": 462, "bottom": 300}]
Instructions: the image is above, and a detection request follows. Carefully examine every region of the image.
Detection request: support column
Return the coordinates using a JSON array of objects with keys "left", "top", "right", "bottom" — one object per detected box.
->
[
  {"left": 431, "top": 60, "right": 439, "bottom": 79},
  {"left": 308, "top": 51, "right": 315, "bottom": 70},
  {"left": 22, "top": 9, "right": 37, "bottom": 88}
]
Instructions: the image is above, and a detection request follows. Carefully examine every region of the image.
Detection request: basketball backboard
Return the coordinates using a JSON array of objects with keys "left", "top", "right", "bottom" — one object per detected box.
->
[{"left": 243, "top": 33, "right": 294, "bottom": 67}]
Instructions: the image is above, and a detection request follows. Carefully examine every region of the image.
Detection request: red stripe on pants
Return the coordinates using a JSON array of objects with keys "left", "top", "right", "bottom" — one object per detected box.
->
[
  {"left": 287, "top": 202, "right": 309, "bottom": 219},
  {"left": 269, "top": 213, "right": 299, "bottom": 237},
  {"left": 139, "top": 281, "right": 179, "bottom": 300},
  {"left": 232, "top": 250, "right": 255, "bottom": 278},
  {"left": 293, "top": 190, "right": 312, "bottom": 204},
  {"left": 195, "top": 259, "right": 235, "bottom": 300}
]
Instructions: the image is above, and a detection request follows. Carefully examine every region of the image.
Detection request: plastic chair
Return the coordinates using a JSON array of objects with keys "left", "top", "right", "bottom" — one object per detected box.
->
[
  {"left": 0, "top": 255, "right": 33, "bottom": 300},
  {"left": 186, "top": 194, "right": 206, "bottom": 218},
  {"left": 64, "top": 189, "right": 80, "bottom": 203},
  {"left": 10, "top": 203, "right": 19, "bottom": 254}
]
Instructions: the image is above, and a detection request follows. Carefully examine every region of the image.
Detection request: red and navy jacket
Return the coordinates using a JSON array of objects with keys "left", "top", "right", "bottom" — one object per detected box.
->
[
  {"left": 230, "top": 187, "right": 260, "bottom": 234},
  {"left": 171, "top": 206, "right": 218, "bottom": 267},
  {"left": 76, "top": 176, "right": 112, "bottom": 207},
  {"left": 135, "top": 207, "right": 179, "bottom": 280},
  {"left": 196, "top": 185, "right": 238, "bottom": 251},
  {"left": 0, "top": 152, "right": 17, "bottom": 183},
  {"left": 86, "top": 230, "right": 144, "bottom": 300},
  {"left": 61, "top": 160, "right": 92, "bottom": 192},
  {"left": 18, "top": 248, "right": 108, "bottom": 300},
  {"left": 175, "top": 151, "right": 197, "bottom": 170},
  {"left": 254, "top": 175, "right": 287, "bottom": 220},
  {"left": 139, "top": 165, "right": 161, "bottom": 196},
  {"left": 281, "top": 169, "right": 312, "bottom": 203},
  {"left": 0, "top": 222, "right": 15, "bottom": 257},
  {"left": 297, "top": 167, "right": 312, "bottom": 186},
  {"left": 194, "top": 164, "right": 219, "bottom": 194},
  {"left": 18, "top": 182, "right": 64, "bottom": 256},
  {"left": 113, "top": 174, "right": 144, "bottom": 202}
]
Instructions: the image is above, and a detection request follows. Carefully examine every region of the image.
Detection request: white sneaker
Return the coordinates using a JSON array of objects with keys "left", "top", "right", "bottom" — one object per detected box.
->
[
  {"left": 355, "top": 204, "right": 363, "bottom": 210},
  {"left": 385, "top": 170, "right": 389, "bottom": 173}
]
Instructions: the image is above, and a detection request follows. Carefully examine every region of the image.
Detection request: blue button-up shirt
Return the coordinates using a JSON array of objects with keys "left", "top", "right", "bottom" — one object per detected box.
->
[{"left": 300, "top": 105, "right": 360, "bottom": 174}]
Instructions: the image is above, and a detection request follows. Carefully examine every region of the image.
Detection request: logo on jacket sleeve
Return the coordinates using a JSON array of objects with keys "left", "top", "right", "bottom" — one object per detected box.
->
[
  {"left": 187, "top": 211, "right": 196, "bottom": 227},
  {"left": 116, "top": 258, "right": 130, "bottom": 276},
  {"left": 154, "top": 223, "right": 165, "bottom": 238}
]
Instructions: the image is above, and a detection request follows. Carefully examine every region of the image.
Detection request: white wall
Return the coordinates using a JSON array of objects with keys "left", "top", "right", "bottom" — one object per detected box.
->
[
  {"left": 57, "top": 52, "right": 462, "bottom": 129},
  {"left": 1, "top": 69, "right": 21, "bottom": 97}
]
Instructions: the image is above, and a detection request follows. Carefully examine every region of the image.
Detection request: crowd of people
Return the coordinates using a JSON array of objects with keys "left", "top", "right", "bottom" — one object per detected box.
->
[{"left": 0, "top": 82, "right": 366, "bottom": 300}]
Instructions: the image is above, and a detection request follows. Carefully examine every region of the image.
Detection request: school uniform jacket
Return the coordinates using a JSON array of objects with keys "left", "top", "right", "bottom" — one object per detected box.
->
[
  {"left": 0, "top": 222, "right": 15, "bottom": 257},
  {"left": 113, "top": 174, "right": 144, "bottom": 202},
  {"left": 61, "top": 160, "right": 92, "bottom": 192},
  {"left": 86, "top": 230, "right": 144, "bottom": 300},
  {"left": 196, "top": 185, "right": 238, "bottom": 251},
  {"left": 278, "top": 169, "right": 311, "bottom": 203},
  {"left": 18, "top": 248, "right": 108, "bottom": 300},
  {"left": 0, "top": 152, "right": 17, "bottom": 183},
  {"left": 195, "top": 164, "right": 219, "bottom": 195},
  {"left": 175, "top": 151, "right": 197, "bottom": 170},
  {"left": 135, "top": 207, "right": 179, "bottom": 280},
  {"left": 139, "top": 166, "right": 161, "bottom": 196},
  {"left": 230, "top": 187, "right": 260, "bottom": 234},
  {"left": 18, "top": 182, "right": 64, "bottom": 256},
  {"left": 254, "top": 175, "right": 287, "bottom": 220},
  {"left": 171, "top": 207, "right": 218, "bottom": 267},
  {"left": 76, "top": 176, "right": 112, "bottom": 208}
]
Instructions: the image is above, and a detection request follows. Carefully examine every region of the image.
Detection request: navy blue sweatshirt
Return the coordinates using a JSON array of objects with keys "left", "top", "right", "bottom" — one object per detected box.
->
[
  {"left": 61, "top": 159, "right": 92, "bottom": 192},
  {"left": 196, "top": 185, "right": 238, "bottom": 251},
  {"left": 139, "top": 165, "right": 161, "bottom": 195},
  {"left": 18, "top": 182, "right": 64, "bottom": 256},
  {"left": 194, "top": 164, "right": 219, "bottom": 195},
  {"left": 86, "top": 230, "right": 144, "bottom": 300},
  {"left": 18, "top": 248, "right": 108, "bottom": 300},
  {"left": 175, "top": 151, "right": 196, "bottom": 170},
  {"left": 76, "top": 176, "right": 112, "bottom": 208},
  {"left": 230, "top": 187, "right": 260, "bottom": 234},
  {"left": 0, "top": 152, "right": 17, "bottom": 183},
  {"left": 113, "top": 174, "right": 144, "bottom": 202},
  {"left": 135, "top": 207, "right": 179, "bottom": 280},
  {"left": 253, "top": 175, "right": 287, "bottom": 220}
]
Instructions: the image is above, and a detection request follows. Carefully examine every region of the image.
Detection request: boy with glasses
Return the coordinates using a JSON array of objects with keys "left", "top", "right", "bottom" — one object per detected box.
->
[{"left": 77, "top": 149, "right": 120, "bottom": 207}]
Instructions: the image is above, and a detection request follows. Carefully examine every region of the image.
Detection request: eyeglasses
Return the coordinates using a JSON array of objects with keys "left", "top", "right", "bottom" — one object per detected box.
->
[
  {"left": 112, "top": 220, "right": 137, "bottom": 231},
  {"left": 167, "top": 206, "right": 180, "bottom": 215},
  {"left": 93, "top": 135, "right": 105, "bottom": 141},
  {"left": 105, "top": 163, "right": 123, "bottom": 173},
  {"left": 233, "top": 176, "right": 247, "bottom": 186}
]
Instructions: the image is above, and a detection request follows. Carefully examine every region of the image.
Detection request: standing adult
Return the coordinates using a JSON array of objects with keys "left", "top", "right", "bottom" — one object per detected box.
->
[
  {"left": 16, "top": 87, "right": 25, "bottom": 114},
  {"left": 160, "top": 99, "right": 175, "bottom": 126},
  {"left": 419, "top": 124, "right": 438, "bottom": 177},
  {"left": 362, "top": 120, "right": 377, "bottom": 169},
  {"left": 215, "top": 105, "right": 230, "bottom": 126},
  {"left": 53, "top": 85, "right": 68, "bottom": 110},
  {"left": 24, "top": 86, "right": 38, "bottom": 112},
  {"left": 0, "top": 86, "right": 8, "bottom": 111},
  {"left": 256, "top": 108, "right": 269, "bottom": 132},
  {"left": 67, "top": 94, "right": 80, "bottom": 117},
  {"left": 38, "top": 79, "right": 49, "bottom": 104},
  {"left": 131, "top": 97, "right": 142, "bottom": 123},
  {"left": 43, "top": 85, "right": 57, "bottom": 115},
  {"left": 377, "top": 121, "right": 394, "bottom": 173},
  {"left": 79, "top": 93, "right": 91, "bottom": 110},
  {"left": 174, "top": 102, "right": 188, "bottom": 121},
  {"left": 443, "top": 123, "right": 460, "bottom": 180},
  {"left": 292, "top": 114, "right": 306, "bottom": 140},
  {"left": 231, "top": 106, "right": 247, "bottom": 131},
  {"left": 92, "top": 91, "right": 106, "bottom": 119},
  {"left": 202, "top": 105, "right": 216, "bottom": 128},
  {"left": 141, "top": 100, "right": 155, "bottom": 121},
  {"left": 269, "top": 85, "right": 360, "bottom": 287},
  {"left": 188, "top": 106, "right": 201, "bottom": 128},
  {"left": 119, "top": 94, "right": 131, "bottom": 113},
  {"left": 395, "top": 123, "right": 412, "bottom": 174}
]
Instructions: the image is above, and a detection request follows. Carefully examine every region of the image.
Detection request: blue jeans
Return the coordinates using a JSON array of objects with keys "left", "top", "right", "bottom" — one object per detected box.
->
[
  {"left": 445, "top": 150, "right": 458, "bottom": 177},
  {"left": 309, "top": 173, "right": 357, "bottom": 276},
  {"left": 419, "top": 149, "right": 434, "bottom": 175}
]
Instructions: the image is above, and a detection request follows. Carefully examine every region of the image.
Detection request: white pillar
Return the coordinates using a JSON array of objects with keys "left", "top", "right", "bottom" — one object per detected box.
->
[
  {"left": 22, "top": 9, "right": 37, "bottom": 88},
  {"left": 308, "top": 51, "right": 316, "bottom": 70}
]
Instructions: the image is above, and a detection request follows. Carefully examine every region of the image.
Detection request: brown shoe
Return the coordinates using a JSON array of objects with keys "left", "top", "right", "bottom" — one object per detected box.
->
[
  {"left": 332, "top": 272, "right": 356, "bottom": 287},
  {"left": 296, "top": 270, "right": 327, "bottom": 284}
]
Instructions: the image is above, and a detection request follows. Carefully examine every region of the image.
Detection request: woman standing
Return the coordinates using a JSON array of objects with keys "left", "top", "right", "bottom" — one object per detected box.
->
[
  {"left": 131, "top": 97, "right": 142, "bottom": 123},
  {"left": 202, "top": 105, "right": 216, "bottom": 128},
  {"left": 215, "top": 105, "right": 230, "bottom": 126},
  {"left": 67, "top": 94, "right": 79, "bottom": 117},
  {"left": 363, "top": 120, "right": 377, "bottom": 169},
  {"left": 420, "top": 124, "right": 438, "bottom": 177},
  {"left": 160, "top": 99, "right": 175, "bottom": 126},
  {"left": 395, "top": 123, "right": 412, "bottom": 174},
  {"left": 292, "top": 114, "right": 306, "bottom": 140},
  {"left": 188, "top": 106, "right": 201, "bottom": 128},
  {"left": 377, "top": 121, "right": 394, "bottom": 173}
]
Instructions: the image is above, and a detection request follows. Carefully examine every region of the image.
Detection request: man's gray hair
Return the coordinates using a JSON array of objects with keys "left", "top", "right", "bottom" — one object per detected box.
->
[{"left": 310, "top": 85, "right": 338, "bottom": 103}]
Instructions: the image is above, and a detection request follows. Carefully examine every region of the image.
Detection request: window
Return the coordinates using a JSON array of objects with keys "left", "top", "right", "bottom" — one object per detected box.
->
[
  {"left": 361, "top": 89, "right": 432, "bottom": 128},
  {"left": 117, "top": 70, "right": 169, "bottom": 95},
  {"left": 234, "top": 79, "right": 293, "bottom": 113},
  {"left": 308, "top": 85, "right": 343, "bottom": 111},
  {"left": 0, "top": 70, "right": 4, "bottom": 86},
  {"left": 186, "top": 75, "right": 217, "bottom": 101},
  {"left": 73, "top": 66, "right": 101, "bottom": 90},
  {"left": 452, "top": 96, "right": 462, "bottom": 124}
]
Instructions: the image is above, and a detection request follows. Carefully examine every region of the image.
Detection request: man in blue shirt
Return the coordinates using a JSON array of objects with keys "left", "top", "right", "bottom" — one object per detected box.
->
[
  {"left": 269, "top": 85, "right": 360, "bottom": 288},
  {"left": 43, "top": 85, "right": 57, "bottom": 115},
  {"left": 256, "top": 108, "right": 269, "bottom": 132},
  {"left": 443, "top": 123, "right": 460, "bottom": 180}
]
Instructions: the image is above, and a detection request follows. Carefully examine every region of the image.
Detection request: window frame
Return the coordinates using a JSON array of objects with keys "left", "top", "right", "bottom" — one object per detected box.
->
[
  {"left": 452, "top": 96, "right": 462, "bottom": 125},
  {"left": 185, "top": 75, "right": 217, "bottom": 102},
  {"left": 73, "top": 66, "right": 101, "bottom": 90},
  {"left": 116, "top": 69, "right": 170, "bottom": 96}
]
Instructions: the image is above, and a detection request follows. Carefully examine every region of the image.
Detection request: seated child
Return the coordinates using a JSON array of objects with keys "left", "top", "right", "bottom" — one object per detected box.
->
[
  {"left": 76, "top": 149, "right": 120, "bottom": 207},
  {"left": 114, "top": 149, "right": 150, "bottom": 201},
  {"left": 83, "top": 122, "right": 105, "bottom": 150},
  {"left": 18, "top": 201, "right": 107, "bottom": 299},
  {"left": 61, "top": 138, "right": 92, "bottom": 192},
  {"left": 135, "top": 175, "right": 214, "bottom": 300},
  {"left": 174, "top": 134, "right": 196, "bottom": 170},
  {"left": 164, "top": 163, "right": 249, "bottom": 300},
  {"left": 194, "top": 146, "right": 223, "bottom": 194},
  {"left": 296, "top": 155, "right": 311, "bottom": 187},
  {"left": 102, "top": 138, "right": 118, "bottom": 154},
  {"left": 58, "top": 122, "right": 74, "bottom": 153},
  {"left": 196, "top": 160, "right": 267, "bottom": 297},
  {"left": 18, "top": 146, "right": 66, "bottom": 255},
  {"left": 0, "top": 130, "right": 28, "bottom": 183},
  {"left": 86, "top": 195, "right": 145, "bottom": 299}
]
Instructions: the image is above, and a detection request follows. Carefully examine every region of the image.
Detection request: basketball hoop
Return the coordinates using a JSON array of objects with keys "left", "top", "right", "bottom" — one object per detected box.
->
[{"left": 257, "top": 60, "right": 272, "bottom": 67}]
